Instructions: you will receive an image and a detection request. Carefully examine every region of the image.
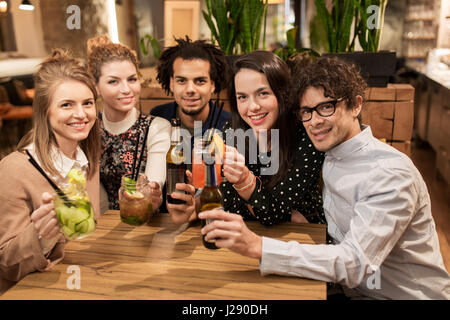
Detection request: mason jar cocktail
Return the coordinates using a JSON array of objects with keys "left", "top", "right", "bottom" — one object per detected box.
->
[
  {"left": 118, "top": 173, "right": 153, "bottom": 226},
  {"left": 54, "top": 168, "right": 96, "bottom": 240}
]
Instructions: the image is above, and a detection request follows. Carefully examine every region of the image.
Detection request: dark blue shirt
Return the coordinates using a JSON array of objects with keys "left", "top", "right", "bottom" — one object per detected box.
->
[{"left": 150, "top": 100, "right": 231, "bottom": 143}]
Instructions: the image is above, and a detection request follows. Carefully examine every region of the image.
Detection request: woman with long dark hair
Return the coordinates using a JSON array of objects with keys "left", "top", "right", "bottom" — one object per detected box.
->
[{"left": 220, "top": 50, "right": 325, "bottom": 225}]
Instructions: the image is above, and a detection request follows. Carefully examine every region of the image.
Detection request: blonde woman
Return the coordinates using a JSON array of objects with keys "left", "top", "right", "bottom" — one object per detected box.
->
[
  {"left": 0, "top": 49, "right": 100, "bottom": 294},
  {"left": 87, "top": 35, "right": 170, "bottom": 212}
]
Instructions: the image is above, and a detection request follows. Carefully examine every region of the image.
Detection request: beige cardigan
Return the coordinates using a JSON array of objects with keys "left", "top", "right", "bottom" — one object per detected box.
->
[{"left": 0, "top": 151, "right": 99, "bottom": 294}]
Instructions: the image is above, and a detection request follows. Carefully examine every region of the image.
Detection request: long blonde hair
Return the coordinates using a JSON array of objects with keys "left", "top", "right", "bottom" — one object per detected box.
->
[
  {"left": 86, "top": 35, "right": 139, "bottom": 83},
  {"left": 18, "top": 49, "right": 100, "bottom": 179}
]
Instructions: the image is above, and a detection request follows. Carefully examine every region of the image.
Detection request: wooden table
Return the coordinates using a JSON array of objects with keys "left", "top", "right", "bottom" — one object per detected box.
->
[{"left": 1, "top": 210, "right": 326, "bottom": 300}]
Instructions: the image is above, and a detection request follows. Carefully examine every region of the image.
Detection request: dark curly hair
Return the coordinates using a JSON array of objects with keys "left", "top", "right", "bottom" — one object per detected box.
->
[
  {"left": 228, "top": 50, "right": 296, "bottom": 191},
  {"left": 292, "top": 56, "right": 367, "bottom": 124},
  {"left": 156, "top": 36, "right": 229, "bottom": 95}
]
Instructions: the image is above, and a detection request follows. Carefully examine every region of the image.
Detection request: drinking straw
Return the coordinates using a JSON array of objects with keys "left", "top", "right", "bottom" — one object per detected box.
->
[
  {"left": 131, "top": 129, "right": 141, "bottom": 181},
  {"left": 25, "top": 150, "right": 72, "bottom": 206},
  {"left": 207, "top": 101, "right": 224, "bottom": 143},
  {"left": 206, "top": 99, "right": 217, "bottom": 131},
  {"left": 134, "top": 122, "right": 151, "bottom": 181}
]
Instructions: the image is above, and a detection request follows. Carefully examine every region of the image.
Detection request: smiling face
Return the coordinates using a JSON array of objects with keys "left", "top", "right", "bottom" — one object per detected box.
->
[
  {"left": 48, "top": 80, "right": 96, "bottom": 154},
  {"left": 234, "top": 68, "right": 279, "bottom": 134},
  {"left": 96, "top": 60, "right": 141, "bottom": 121},
  {"left": 170, "top": 58, "right": 215, "bottom": 117},
  {"left": 300, "top": 86, "right": 362, "bottom": 152}
]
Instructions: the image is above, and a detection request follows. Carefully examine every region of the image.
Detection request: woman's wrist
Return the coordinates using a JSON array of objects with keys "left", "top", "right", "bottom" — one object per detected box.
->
[
  {"left": 233, "top": 174, "right": 255, "bottom": 191},
  {"left": 233, "top": 171, "right": 254, "bottom": 191}
]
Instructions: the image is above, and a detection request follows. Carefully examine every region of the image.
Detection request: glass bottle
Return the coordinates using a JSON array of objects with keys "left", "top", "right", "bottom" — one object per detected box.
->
[
  {"left": 199, "top": 162, "right": 222, "bottom": 250},
  {"left": 166, "top": 118, "right": 187, "bottom": 204}
]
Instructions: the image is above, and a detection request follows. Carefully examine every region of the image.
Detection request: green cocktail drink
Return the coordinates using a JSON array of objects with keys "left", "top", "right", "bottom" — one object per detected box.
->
[{"left": 54, "top": 168, "right": 96, "bottom": 240}]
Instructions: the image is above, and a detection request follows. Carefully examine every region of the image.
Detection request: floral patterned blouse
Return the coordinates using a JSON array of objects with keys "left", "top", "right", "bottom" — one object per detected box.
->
[{"left": 99, "top": 112, "right": 155, "bottom": 209}]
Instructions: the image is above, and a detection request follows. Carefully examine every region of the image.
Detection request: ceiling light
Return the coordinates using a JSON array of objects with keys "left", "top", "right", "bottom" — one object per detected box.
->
[
  {"left": 19, "top": 0, "right": 34, "bottom": 11},
  {"left": 0, "top": 0, "right": 8, "bottom": 13}
]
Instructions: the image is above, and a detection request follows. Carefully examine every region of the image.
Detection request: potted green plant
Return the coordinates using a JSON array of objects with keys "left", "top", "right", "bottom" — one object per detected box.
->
[
  {"left": 314, "top": 0, "right": 357, "bottom": 53},
  {"left": 314, "top": 0, "right": 396, "bottom": 87},
  {"left": 354, "top": 0, "right": 388, "bottom": 52},
  {"left": 202, "top": 0, "right": 268, "bottom": 56},
  {"left": 237, "top": 0, "right": 268, "bottom": 53},
  {"left": 202, "top": 0, "right": 242, "bottom": 55}
]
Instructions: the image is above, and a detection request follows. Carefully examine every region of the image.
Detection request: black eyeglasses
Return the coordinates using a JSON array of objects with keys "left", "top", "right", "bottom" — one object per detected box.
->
[{"left": 298, "top": 98, "right": 343, "bottom": 122}]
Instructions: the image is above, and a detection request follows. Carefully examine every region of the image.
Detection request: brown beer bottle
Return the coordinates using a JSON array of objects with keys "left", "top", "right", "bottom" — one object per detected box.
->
[
  {"left": 166, "top": 118, "right": 187, "bottom": 204},
  {"left": 200, "top": 163, "right": 222, "bottom": 250}
]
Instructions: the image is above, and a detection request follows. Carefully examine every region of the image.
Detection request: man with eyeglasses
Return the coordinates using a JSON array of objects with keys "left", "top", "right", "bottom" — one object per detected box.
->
[{"left": 199, "top": 56, "right": 450, "bottom": 299}]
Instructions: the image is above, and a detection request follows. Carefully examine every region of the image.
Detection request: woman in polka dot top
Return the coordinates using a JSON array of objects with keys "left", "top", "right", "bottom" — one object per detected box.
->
[{"left": 220, "top": 51, "right": 325, "bottom": 226}]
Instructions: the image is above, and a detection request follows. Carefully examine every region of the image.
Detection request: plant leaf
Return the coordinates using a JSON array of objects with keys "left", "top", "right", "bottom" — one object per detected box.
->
[
  {"left": 314, "top": 0, "right": 333, "bottom": 52},
  {"left": 287, "top": 27, "right": 297, "bottom": 49},
  {"left": 337, "top": 0, "right": 355, "bottom": 52},
  {"left": 139, "top": 35, "right": 161, "bottom": 59}
]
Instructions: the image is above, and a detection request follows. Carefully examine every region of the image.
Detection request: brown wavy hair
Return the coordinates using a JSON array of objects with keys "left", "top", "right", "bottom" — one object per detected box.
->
[
  {"left": 156, "top": 36, "right": 229, "bottom": 95},
  {"left": 17, "top": 49, "right": 100, "bottom": 179},
  {"left": 86, "top": 35, "right": 139, "bottom": 83},
  {"left": 228, "top": 50, "right": 296, "bottom": 191},
  {"left": 292, "top": 56, "right": 367, "bottom": 124}
]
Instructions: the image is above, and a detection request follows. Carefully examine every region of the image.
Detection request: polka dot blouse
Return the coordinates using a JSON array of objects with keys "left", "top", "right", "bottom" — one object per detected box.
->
[{"left": 220, "top": 123, "right": 326, "bottom": 226}]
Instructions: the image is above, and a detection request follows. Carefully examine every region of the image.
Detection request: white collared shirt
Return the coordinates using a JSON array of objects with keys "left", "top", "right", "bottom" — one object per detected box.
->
[
  {"left": 26, "top": 143, "right": 89, "bottom": 182},
  {"left": 260, "top": 126, "right": 450, "bottom": 300}
]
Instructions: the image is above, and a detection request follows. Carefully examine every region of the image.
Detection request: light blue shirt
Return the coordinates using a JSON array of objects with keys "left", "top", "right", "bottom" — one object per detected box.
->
[{"left": 260, "top": 126, "right": 450, "bottom": 299}]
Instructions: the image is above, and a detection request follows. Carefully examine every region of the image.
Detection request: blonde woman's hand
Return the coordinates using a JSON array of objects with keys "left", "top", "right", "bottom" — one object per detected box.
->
[
  {"left": 30, "top": 192, "right": 61, "bottom": 240},
  {"left": 31, "top": 192, "right": 62, "bottom": 255}
]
